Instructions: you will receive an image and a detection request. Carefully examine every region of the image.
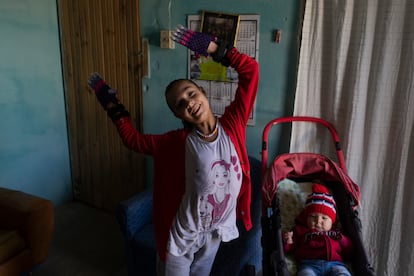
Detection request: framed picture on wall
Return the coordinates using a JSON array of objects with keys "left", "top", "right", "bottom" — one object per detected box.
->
[{"left": 201, "top": 11, "right": 240, "bottom": 47}]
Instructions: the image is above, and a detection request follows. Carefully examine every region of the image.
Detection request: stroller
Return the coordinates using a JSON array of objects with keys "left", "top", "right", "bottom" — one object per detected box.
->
[{"left": 260, "top": 116, "right": 375, "bottom": 276}]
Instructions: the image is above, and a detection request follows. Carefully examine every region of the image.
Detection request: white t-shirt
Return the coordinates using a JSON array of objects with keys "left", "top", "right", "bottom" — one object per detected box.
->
[{"left": 167, "top": 123, "right": 242, "bottom": 256}]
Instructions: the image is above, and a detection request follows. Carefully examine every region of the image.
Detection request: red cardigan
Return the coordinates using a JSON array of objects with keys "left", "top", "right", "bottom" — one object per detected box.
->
[{"left": 114, "top": 48, "right": 259, "bottom": 261}]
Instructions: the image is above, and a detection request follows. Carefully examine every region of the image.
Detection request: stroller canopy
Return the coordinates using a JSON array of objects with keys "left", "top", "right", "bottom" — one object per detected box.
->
[{"left": 262, "top": 152, "right": 360, "bottom": 209}]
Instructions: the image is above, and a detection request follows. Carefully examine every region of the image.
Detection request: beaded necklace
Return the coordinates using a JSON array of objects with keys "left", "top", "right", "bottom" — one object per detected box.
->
[{"left": 196, "top": 118, "right": 218, "bottom": 140}]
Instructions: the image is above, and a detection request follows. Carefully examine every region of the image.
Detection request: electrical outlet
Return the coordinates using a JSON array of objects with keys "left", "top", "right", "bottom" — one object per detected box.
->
[{"left": 160, "top": 30, "right": 175, "bottom": 49}]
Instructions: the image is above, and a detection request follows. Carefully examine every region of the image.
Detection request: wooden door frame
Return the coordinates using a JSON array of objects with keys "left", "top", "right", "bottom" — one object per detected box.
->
[{"left": 58, "top": 0, "right": 145, "bottom": 211}]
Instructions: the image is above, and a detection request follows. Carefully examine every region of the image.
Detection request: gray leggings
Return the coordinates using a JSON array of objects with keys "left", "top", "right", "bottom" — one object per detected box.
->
[{"left": 157, "top": 231, "right": 221, "bottom": 276}]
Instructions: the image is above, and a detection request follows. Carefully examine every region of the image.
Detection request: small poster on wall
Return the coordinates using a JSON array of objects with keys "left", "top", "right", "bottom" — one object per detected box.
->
[
  {"left": 187, "top": 13, "right": 260, "bottom": 125},
  {"left": 188, "top": 11, "right": 240, "bottom": 83}
]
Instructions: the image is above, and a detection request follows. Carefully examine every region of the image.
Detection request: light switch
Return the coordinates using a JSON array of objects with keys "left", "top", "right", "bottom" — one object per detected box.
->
[{"left": 160, "top": 30, "right": 175, "bottom": 49}]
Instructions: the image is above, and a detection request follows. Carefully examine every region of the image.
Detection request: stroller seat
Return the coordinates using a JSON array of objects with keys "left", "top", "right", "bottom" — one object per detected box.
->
[{"left": 277, "top": 179, "right": 313, "bottom": 274}]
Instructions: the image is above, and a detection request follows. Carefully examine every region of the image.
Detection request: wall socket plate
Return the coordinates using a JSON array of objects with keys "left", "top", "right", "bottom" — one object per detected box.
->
[{"left": 160, "top": 30, "right": 175, "bottom": 49}]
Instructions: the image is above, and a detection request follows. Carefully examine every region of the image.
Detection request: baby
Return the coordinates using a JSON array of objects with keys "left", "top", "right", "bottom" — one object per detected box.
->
[{"left": 283, "top": 183, "right": 354, "bottom": 276}]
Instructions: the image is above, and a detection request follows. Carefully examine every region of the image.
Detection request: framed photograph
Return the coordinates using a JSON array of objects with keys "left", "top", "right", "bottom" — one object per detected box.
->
[{"left": 201, "top": 11, "right": 240, "bottom": 47}]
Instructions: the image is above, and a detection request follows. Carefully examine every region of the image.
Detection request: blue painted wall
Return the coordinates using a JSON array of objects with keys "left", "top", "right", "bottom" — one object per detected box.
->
[
  {"left": 0, "top": 0, "right": 301, "bottom": 203},
  {"left": 140, "top": 0, "right": 303, "bottom": 185},
  {"left": 0, "top": 0, "right": 72, "bottom": 205}
]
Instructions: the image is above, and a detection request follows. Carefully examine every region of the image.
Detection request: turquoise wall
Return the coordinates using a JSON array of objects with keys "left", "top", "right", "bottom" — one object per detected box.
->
[
  {"left": 0, "top": 0, "right": 72, "bottom": 205},
  {"left": 0, "top": 0, "right": 301, "bottom": 203},
  {"left": 140, "top": 0, "right": 303, "bottom": 185}
]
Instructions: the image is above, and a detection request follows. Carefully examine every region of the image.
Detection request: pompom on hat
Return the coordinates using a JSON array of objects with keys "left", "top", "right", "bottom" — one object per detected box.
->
[{"left": 304, "top": 183, "right": 337, "bottom": 223}]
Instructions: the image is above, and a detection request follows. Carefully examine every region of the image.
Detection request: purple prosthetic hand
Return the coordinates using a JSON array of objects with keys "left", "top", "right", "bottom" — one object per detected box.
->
[
  {"left": 87, "top": 72, "right": 130, "bottom": 121},
  {"left": 171, "top": 25, "right": 216, "bottom": 57},
  {"left": 87, "top": 72, "right": 119, "bottom": 110}
]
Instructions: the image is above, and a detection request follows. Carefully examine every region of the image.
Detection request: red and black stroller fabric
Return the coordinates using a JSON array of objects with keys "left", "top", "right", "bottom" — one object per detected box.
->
[{"left": 260, "top": 117, "right": 374, "bottom": 276}]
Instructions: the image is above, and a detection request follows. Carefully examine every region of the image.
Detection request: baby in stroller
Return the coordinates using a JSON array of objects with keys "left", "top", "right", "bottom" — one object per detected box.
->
[{"left": 282, "top": 182, "right": 353, "bottom": 276}]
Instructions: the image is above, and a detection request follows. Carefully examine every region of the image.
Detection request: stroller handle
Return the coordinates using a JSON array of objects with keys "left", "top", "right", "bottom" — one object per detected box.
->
[{"left": 261, "top": 116, "right": 347, "bottom": 179}]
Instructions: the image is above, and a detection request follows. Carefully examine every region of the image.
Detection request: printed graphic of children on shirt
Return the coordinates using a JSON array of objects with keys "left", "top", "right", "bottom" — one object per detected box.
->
[{"left": 200, "top": 157, "right": 240, "bottom": 229}]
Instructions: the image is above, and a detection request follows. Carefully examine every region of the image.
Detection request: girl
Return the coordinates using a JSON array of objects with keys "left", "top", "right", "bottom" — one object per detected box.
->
[{"left": 88, "top": 26, "right": 259, "bottom": 275}]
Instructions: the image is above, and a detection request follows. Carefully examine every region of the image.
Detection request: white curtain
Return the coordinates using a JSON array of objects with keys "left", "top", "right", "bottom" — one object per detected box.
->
[{"left": 291, "top": 1, "right": 414, "bottom": 275}]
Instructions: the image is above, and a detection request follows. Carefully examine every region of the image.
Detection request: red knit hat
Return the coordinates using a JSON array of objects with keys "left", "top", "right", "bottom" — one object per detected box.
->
[{"left": 304, "top": 183, "right": 337, "bottom": 223}]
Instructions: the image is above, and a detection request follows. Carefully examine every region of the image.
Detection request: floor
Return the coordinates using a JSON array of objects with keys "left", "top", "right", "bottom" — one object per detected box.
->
[{"left": 33, "top": 201, "right": 128, "bottom": 276}]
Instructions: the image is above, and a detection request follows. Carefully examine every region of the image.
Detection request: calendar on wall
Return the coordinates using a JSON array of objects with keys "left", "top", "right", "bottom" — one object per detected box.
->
[{"left": 187, "top": 14, "right": 260, "bottom": 125}]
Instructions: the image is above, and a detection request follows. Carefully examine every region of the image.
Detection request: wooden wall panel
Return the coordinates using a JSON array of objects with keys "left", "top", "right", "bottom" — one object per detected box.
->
[{"left": 58, "top": 0, "right": 145, "bottom": 211}]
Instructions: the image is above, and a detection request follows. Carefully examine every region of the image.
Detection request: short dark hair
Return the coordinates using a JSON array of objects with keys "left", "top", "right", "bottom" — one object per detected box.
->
[{"left": 165, "top": 78, "right": 200, "bottom": 97}]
